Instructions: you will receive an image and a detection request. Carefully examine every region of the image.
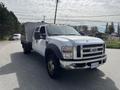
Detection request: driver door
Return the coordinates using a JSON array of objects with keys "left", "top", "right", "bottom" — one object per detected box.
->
[
  {"left": 37, "top": 26, "right": 47, "bottom": 56},
  {"left": 32, "top": 27, "right": 40, "bottom": 52}
]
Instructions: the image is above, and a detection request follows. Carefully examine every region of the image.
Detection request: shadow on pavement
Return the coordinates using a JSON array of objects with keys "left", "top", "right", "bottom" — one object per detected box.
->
[{"left": 0, "top": 52, "right": 119, "bottom": 90}]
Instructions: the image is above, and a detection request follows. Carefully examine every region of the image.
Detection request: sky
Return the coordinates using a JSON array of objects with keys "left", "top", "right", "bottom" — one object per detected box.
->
[{"left": 0, "top": 0, "right": 120, "bottom": 32}]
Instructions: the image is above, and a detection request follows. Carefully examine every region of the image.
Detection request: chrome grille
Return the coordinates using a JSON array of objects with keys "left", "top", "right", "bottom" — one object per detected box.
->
[{"left": 77, "top": 44, "right": 104, "bottom": 59}]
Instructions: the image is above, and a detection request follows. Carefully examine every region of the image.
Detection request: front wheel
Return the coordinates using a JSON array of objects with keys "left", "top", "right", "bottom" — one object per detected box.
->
[{"left": 46, "top": 53, "right": 61, "bottom": 79}]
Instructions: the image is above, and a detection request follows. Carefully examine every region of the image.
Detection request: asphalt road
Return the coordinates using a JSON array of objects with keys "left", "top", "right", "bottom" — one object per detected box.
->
[{"left": 0, "top": 41, "right": 120, "bottom": 90}]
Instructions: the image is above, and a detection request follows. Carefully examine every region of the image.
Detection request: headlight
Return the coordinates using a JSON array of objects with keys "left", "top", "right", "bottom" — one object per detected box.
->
[{"left": 62, "top": 46, "right": 73, "bottom": 59}]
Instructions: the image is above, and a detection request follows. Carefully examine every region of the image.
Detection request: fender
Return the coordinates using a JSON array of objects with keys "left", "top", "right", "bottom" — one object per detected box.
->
[{"left": 45, "top": 44, "right": 63, "bottom": 59}]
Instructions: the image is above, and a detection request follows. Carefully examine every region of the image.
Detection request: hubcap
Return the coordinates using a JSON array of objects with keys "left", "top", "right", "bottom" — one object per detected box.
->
[{"left": 48, "top": 60, "right": 55, "bottom": 73}]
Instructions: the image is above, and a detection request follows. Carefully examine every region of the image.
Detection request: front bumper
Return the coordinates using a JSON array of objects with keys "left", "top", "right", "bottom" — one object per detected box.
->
[{"left": 60, "top": 55, "right": 107, "bottom": 70}]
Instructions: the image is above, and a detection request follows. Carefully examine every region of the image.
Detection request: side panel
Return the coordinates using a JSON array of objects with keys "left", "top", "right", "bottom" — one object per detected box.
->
[
  {"left": 24, "top": 22, "right": 43, "bottom": 42},
  {"left": 36, "top": 39, "right": 46, "bottom": 56}
]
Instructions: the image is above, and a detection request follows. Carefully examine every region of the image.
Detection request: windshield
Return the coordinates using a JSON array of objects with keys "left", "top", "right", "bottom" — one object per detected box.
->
[{"left": 47, "top": 25, "right": 80, "bottom": 36}]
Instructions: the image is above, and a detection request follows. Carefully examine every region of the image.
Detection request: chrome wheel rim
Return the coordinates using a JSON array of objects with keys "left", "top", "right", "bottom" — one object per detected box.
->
[{"left": 48, "top": 60, "right": 55, "bottom": 74}]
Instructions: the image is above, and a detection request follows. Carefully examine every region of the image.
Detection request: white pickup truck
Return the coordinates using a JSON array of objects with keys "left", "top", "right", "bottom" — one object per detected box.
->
[{"left": 21, "top": 22, "right": 107, "bottom": 78}]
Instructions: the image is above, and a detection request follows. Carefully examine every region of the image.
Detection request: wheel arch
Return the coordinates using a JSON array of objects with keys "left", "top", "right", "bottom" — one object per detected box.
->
[{"left": 45, "top": 44, "right": 63, "bottom": 60}]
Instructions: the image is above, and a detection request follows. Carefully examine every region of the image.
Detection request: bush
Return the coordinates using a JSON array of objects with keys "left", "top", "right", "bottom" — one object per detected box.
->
[{"left": 106, "top": 40, "right": 120, "bottom": 49}]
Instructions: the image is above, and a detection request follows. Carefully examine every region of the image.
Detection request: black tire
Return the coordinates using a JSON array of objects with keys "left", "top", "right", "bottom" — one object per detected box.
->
[
  {"left": 23, "top": 45, "right": 31, "bottom": 54},
  {"left": 23, "top": 48, "right": 31, "bottom": 54},
  {"left": 46, "top": 53, "right": 61, "bottom": 79}
]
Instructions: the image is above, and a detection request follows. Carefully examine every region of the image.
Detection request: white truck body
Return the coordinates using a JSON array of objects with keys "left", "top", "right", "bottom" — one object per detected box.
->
[{"left": 21, "top": 22, "right": 107, "bottom": 78}]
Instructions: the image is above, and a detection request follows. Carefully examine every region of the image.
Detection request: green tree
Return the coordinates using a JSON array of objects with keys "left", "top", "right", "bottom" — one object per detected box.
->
[
  {"left": 105, "top": 22, "right": 109, "bottom": 34},
  {"left": 0, "top": 2, "right": 21, "bottom": 39},
  {"left": 108, "top": 22, "right": 115, "bottom": 34},
  {"left": 118, "top": 23, "right": 120, "bottom": 40}
]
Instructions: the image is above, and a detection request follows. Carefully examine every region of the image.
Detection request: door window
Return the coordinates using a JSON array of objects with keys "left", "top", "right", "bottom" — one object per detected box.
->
[
  {"left": 40, "top": 26, "right": 46, "bottom": 34},
  {"left": 34, "top": 27, "right": 40, "bottom": 40}
]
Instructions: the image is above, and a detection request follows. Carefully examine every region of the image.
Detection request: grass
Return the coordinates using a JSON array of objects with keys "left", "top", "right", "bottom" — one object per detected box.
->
[
  {"left": 0, "top": 39, "right": 6, "bottom": 41},
  {"left": 0, "top": 38, "right": 7, "bottom": 41},
  {"left": 0, "top": 36, "right": 9, "bottom": 41},
  {"left": 106, "top": 40, "right": 120, "bottom": 49}
]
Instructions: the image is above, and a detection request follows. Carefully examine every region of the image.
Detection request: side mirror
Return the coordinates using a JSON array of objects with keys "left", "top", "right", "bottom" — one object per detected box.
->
[{"left": 34, "top": 32, "right": 40, "bottom": 40}]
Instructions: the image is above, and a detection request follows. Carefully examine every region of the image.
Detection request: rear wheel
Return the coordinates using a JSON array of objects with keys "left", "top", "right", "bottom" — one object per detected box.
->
[
  {"left": 46, "top": 53, "right": 61, "bottom": 79},
  {"left": 22, "top": 43, "right": 31, "bottom": 54},
  {"left": 23, "top": 48, "right": 31, "bottom": 54}
]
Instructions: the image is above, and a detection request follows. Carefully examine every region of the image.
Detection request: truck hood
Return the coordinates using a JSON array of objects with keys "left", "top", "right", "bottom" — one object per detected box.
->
[{"left": 49, "top": 35, "right": 104, "bottom": 45}]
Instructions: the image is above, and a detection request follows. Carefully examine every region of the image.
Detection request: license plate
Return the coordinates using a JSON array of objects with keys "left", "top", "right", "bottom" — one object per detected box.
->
[{"left": 91, "top": 62, "right": 99, "bottom": 69}]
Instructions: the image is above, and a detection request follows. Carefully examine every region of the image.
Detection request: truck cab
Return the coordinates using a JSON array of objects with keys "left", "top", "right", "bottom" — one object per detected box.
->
[{"left": 21, "top": 23, "right": 107, "bottom": 78}]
